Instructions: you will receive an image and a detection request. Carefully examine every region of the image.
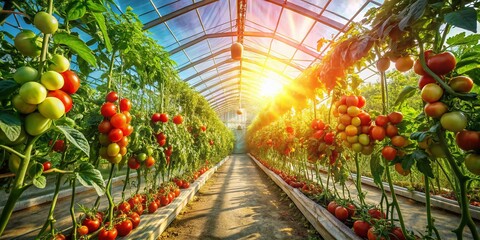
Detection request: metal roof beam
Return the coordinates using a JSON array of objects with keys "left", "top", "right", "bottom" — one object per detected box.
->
[
  {"left": 210, "top": 95, "right": 259, "bottom": 109},
  {"left": 207, "top": 90, "right": 259, "bottom": 104},
  {"left": 204, "top": 84, "right": 261, "bottom": 100},
  {"left": 177, "top": 46, "right": 303, "bottom": 73},
  {"left": 184, "top": 58, "right": 235, "bottom": 82},
  {"left": 265, "top": 0, "right": 345, "bottom": 31},
  {"left": 143, "top": 0, "right": 219, "bottom": 30},
  {"left": 169, "top": 32, "right": 320, "bottom": 58}
]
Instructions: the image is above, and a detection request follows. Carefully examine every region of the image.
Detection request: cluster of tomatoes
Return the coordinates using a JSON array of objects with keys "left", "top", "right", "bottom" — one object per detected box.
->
[
  {"left": 173, "top": 177, "right": 191, "bottom": 189},
  {"left": 333, "top": 95, "right": 375, "bottom": 156},
  {"left": 98, "top": 92, "right": 133, "bottom": 164},
  {"left": 306, "top": 119, "right": 340, "bottom": 164},
  {"left": 127, "top": 151, "right": 155, "bottom": 170}
]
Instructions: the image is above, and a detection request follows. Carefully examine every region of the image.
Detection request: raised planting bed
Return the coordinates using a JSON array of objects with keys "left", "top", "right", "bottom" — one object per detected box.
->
[
  {"left": 117, "top": 156, "right": 229, "bottom": 239},
  {"left": 249, "top": 154, "right": 361, "bottom": 240}
]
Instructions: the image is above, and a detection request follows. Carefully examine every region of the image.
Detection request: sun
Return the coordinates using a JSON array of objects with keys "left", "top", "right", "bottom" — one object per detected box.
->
[{"left": 260, "top": 77, "right": 283, "bottom": 97}]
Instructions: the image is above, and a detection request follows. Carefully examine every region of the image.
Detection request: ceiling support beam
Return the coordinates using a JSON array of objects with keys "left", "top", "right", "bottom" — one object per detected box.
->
[
  {"left": 169, "top": 32, "right": 319, "bottom": 58},
  {"left": 204, "top": 84, "right": 261, "bottom": 100},
  {"left": 143, "top": 0, "right": 219, "bottom": 30}
]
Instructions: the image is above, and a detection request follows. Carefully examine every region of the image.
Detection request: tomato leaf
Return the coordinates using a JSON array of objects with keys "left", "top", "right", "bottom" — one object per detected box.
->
[
  {"left": 398, "top": 0, "right": 427, "bottom": 31},
  {"left": 393, "top": 86, "right": 416, "bottom": 107},
  {"left": 0, "top": 80, "right": 19, "bottom": 100},
  {"left": 32, "top": 175, "right": 47, "bottom": 189},
  {"left": 446, "top": 32, "right": 480, "bottom": 46},
  {"left": 370, "top": 153, "right": 384, "bottom": 185},
  {"left": 444, "top": 7, "right": 477, "bottom": 33},
  {"left": 75, "top": 162, "right": 105, "bottom": 196},
  {"left": 86, "top": 0, "right": 107, "bottom": 12},
  {"left": 53, "top": 33, "right": 96, "bottom": 67},
  {"left": 0, "top": 111, "right": 21, "bottom": 141},
  {"left": 56, "top": 125, "right": 90, "bottom": 157},
  {"left": 416, "top": 155, "right": 434, "bottom": 178},
  {"left": 28, "top": 162, "right": 43, "bottom": 179},
  {"left": 91, "top": 12, "right": 112, "bottom": 52},
  {"left": 66, "top": 1, "right": 87, "bottom": 21}
]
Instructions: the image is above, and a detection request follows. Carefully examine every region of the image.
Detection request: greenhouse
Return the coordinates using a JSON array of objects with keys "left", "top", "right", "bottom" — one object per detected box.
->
[{"left": 0, "top": 0, "right": 479, "bottom": 239}]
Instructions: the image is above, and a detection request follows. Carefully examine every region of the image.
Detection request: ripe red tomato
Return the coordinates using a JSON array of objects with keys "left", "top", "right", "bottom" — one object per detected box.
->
[
  {"left": 353, "top": 220, "right": 370, "bottom": 238},
  {"left": 98, "top": 226, "right": 118, "bottom": 240},
  {"left": 368, "top": 208, "right": 386, "bottom": 219},
  {"left": 346, "top": 203, "right": 356, "bottom": 217},
  {"left": 77, "top": 225, "right": 89, "bottom": 236},
  {"left": 456, "top": 130, "right": 480, "bottom": 151},
  {"left": 367, "top": 227, "right": 385, "bottom": 240},
  {"left": 110, "top": 113, "right": 127, "bottom": 129},
  {"left": 42, "top": 161, "right": 51, "bottom": 171},
  {"left": 47, "top": 90, "right": 73, "bottom": 113},
  {"left": 376, "top": 58, "right": 390, "bottom": 72},
  {"left": 427, "top": 51, "right": 456, "bottom": 75},
  {"left": 449, "top": 76, "right": 473, "bottom": 93},
  {"left": 357, "top": 96, "right": 366, "bottom": 108},
  {"left": 101, "top": 102, "right": 117, "bottom": 117},
  {"left": 119, "top": 98, "right": 131, "bottom": 111},
  {"left": 128, "top": 212, "right": 141, "bottom": 228},
  {"left": 387, "top": 112, "right": 403, "bottom": 125},
  {"left": 371, "top": 126, "right": 386, "bottom": 141},
  {"left": 389, "top": 227, "right": 406, "bottom": 240},
  {"left": 148, "top": 201, "right": 158, "bottom": 213},
  {"left": 53, "top": 233, "right": 66, "bottom": 240},
  {"left": 424, "top": 102, "right": 448, "bottom": 118},
  {"left": 98, "top": 120, "right": 112, "bottom": 134},
  {"left": 145, "top": 156, "right": 155, "bottom": 168},
  {"left": 123, "top": 111, "right": 132, "bottom": 124},
  {"left": 60, "top": 70, "right": 80, "bottom": 94},
  {"left": 182, "top": 181, "right": 190, "bottom": 189},
  {"left": 159, "top": 113, "right": 168, "bottom": 123},
  {"left": 395, "top": 163, "right": 411, "bottom": 176},
  {"left": 52, "top": 140, "right": 66, "bottom": 152},
  {"left": 345, "top": 95, "right": 359, "bottom": 107},
  {"left": 375, "top": 115, "right": 389, "bottom": 127},
  {"left": 174, "top": 188, "right": 181, "bottom": 197},
  {"left": 173, "top": 115, "right": 183, "bottom": 124},
  {"left": 105, "top": 91, "right": 118, "bottom": 102},
  {"left": 395, "top": 56, "right": 414, "bottom": 72},
  {"left": 413, "top": 50, "right": 434, "bottom": 76},
  {"left": 151, "top": 113, "right": 161, "bottom": 122},
  {"left": 324, "top": 132, "right": 335, "bottom": 145},
  {"left": 382, "top": 146, "right": 397, "bottom": 161},
  {"left": 128, "top": 157, "right": 140, "bottom": 169},
  {"left": 357, "top": 112, "right": 371, "bottom": 126},
  {"left": 117, "top": 136, "right": 129, "bottom": 147},
  {"left": 82, "top": 217, "right": 100, "bottom": 233},
  {"left": 327, "top": 201, "right": 338, "bottom": 215},
  {"left": 391, "top": 135, "right": 407, "bottom": 147},
  {"left": 385, "top": 124, "right": 399, "bottom": 138},
  {"left": 120, "top": 124, "right": 134, "bottom": 137},
  {"left": 117, "top": 201, "right": 131, "bottom": 214},
  {"left": 115, "top": 219, "right": 133, "bottom": 237},
  {"left": 108, "top": 128, "right": 124, "bottom": 142},
  {"left": 335, "top": 206, "right": 349, "bottom": 221},
  {"left": 418, "top": 75, "right": 436, "bottom": 90}
]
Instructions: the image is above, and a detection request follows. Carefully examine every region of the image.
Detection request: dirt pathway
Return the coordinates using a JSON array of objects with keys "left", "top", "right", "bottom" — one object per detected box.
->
[{"left": 159, "top": 154, "right": 321, "bottom": 240}]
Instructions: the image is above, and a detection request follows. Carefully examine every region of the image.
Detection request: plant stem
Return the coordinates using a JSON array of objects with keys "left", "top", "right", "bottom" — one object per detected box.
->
[
  {"left": 38, "top": 0, "right": 54, "bottom": 73},
  {"left": 69, "top": 179, "right": 77, "bottom": 240},
  {"left": 106, "top": 50, "right": 117, "bottom": 90},
  {"left": 37, "top": 173, "right": 62, "bottom": 237},
  {"left": 105, "top": 164, "right": 116, "bottom": 224},
  {"left": 0, "top": 135, "right": 39, "bottom": 237},
  {"left": 0, "top": 145, "right": 25, "bottom": 159},
  {"left": 354, "top": 153, "right": 366, "bottom": 205},
  {"left": 437, "top": 129, "right": 479, "bottom": 240},
  {"left": 122, "top": 167, "right": 130, "bottom": 200},
  {"left": 424, "top": 175, "right": 441, "bottom": 239},
  {"left": 384, "top": 159, "right": 409, "bottom": 239}
]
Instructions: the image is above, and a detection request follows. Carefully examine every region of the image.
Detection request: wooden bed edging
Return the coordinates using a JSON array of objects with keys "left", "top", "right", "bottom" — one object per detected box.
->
[{"left": 248, "top": 154, "right": 361, "bottom": 240}]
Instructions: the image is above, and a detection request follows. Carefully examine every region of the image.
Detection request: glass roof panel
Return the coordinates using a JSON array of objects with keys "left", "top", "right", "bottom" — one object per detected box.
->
[
  {"left": 327, "top": 0, "right": 368, "bottom": 20},
  {"left": 246, "top": 1, "right": 282, "bottom": 32},
  {"left": 276, "top": 8, "right": 315, "bottom": 43},
  {"left": 170, "top": 51, "right": 190, "bottom": 67},
  {"left": 149, "top": 23, "right": 178, "bottom": 50},
  {"left": 303, "top": 22, "right": 340, "bottom": 52},
  {"left": 322, "top": 10, "right": 349, "bottom": 26},
  {"left": 165, "top": 10, "right": 203, "bottom": 42},
  {"left": 288, "top": 0, "right": 328, "bottom": 12},
  {"left": 198, "top": 0, "right": 231, "bottom": 33},
  {"left": 194, "top": 59, "right": 216, "bottom": 73},
  {"left": 292, "top": 51, "right": 316, "bottom": 68},
  {"left": 269, "top": 39, "right": 297, "bottom": 59},
  {"left": 284, "top": 66, "right": 302, "bottom": 78},
  {"left": 155, "top": 0, "right": 192, "bottom": 16},
  {"left": 183, "top": 39, "right": 211, "bottom": 60},
  {"left": 208, "top": 37, "right": 233, "bottom": 53},
  {"left": 189, "top": 76, "right": 203, "bottom": 86},
  {"left": 243, "top": 37, "right": 271, "bottom": 53},
  {"left": 178, "top": 67, "right": 196, "bottom": 80},
  {"left": 353, "top": 2, "right": 380, "bottom": 23}
]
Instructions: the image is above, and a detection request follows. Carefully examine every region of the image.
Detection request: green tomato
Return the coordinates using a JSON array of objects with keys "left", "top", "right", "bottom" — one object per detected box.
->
[
  {"left": 48, "top": 54, "right": 70, "bottom": 73},
  {"left": 9, "top": 154, "right": 21, "bottom": 174},
  {"left": 13, "top": 66, "right": 38, "bottom": 84},
  {"left": 351, "top": 143, "right": 363, "bottom": 153},
  {"left": 12, "top": 94, "right": 36, "bottom": 114},
  {"left": 34, "top": 12, "right": 58, "bottom": 34},
  {"left": 41, "top": 71, "right": 64, "bottom": 90},
  {"left": 107, "top": 143, "right": 120, "bottom": 157},
  {"left": 146, "top": 147, "right": 153, "bottom": 156},
  {"left": 358, "top": 133, "right": 370, "bottom": 146},
  {"left": 108, "top": 153, "right": 122, "bottom": 164},
  {"left": 25, "top": 112, "right": 52, "bottom": 136},
  {"left": 137, "top": 153, "right": 147, "bottom": 162},
  {"left": 0, "top": 128, "right": 27, "bottom": 146},
  {"left": 428, "top": 143, "right": 446, "bottom": 158},
  {"left": 14, "top": 30, "right": 42, "bottom": 57},
  {"left": 38, "top": 97, "right": 65, "bottom": 119},
  {"left": 99, "top": 134, "right": 111, "bottom": 146},
  {"left": 99, "top": 147, "right": 108, "bottom": 159},
  {"left": 465, "top": 153, "right": 480, "bottom": 175},
  {"left": 19, "top": 82, "right": 47, "bottom": 104},
  {"left": 440, "top": 111, "right": 467, "bottom": 132}
]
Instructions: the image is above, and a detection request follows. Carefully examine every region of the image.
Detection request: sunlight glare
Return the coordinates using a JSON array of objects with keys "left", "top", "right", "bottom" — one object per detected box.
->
[{"left": 260, "top": 77, "right": 283, "bottom": 97}]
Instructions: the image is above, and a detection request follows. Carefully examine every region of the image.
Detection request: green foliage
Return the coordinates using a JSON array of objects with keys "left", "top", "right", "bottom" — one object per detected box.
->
[{"left": 0, "top": 112, "right": 22, "bottom": 142}]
